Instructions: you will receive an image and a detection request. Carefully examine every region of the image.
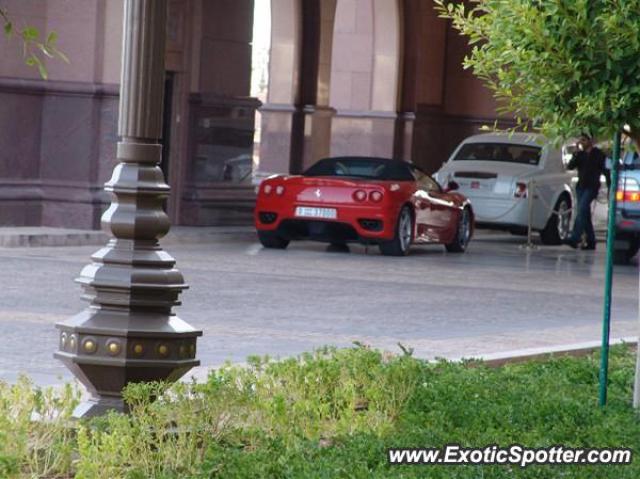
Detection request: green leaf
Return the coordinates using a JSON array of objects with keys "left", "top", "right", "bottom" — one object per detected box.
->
[
  {"left": 4, "top": 21, "right": 12, "bottom": 37},
  {"left": 46, "top": 30, "right": 58, "bottom": 46},
  {"left": 26, "top": 54, "right": 48, "bottom": 80},
  {"left": 22, "top": 26, "right": 39, "bottom": 42},
  {"left": 37, "top": 43, "right": 54, "bottom": 58},
  {"left": 37, "top": 62, "right": 48, "bottom": 80},
  {"left": 51, "top": 47, "right": 70, "bottom": 64}
]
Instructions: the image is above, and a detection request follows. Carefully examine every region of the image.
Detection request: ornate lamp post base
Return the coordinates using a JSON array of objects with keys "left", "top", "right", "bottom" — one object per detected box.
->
[
  {"left": 55, "top": 0, "right": 202, "bottom": 417},
  {"left": 56, "top": 309, "right": 201, "bottom": 417}
]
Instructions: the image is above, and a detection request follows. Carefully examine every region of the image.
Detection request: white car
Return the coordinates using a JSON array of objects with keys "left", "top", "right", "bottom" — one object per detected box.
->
[{"left": 434, "top": 133, "right": 575, "bottom": 244}]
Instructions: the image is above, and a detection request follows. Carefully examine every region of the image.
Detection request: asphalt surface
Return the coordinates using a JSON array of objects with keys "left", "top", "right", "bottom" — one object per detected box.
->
[{"left": 0, "top": 231, "right": 637, "bottom": 385}]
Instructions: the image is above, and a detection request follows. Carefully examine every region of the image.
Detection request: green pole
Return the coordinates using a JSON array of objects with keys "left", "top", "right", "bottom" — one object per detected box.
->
[{"left": 599, "top": 130, "right": 621, "bottom": 407}]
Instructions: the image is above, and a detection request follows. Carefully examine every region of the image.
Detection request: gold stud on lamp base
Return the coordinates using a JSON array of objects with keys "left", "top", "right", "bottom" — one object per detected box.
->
[{"left": 55, "top": 307, "right": 201, "bottom": 418}]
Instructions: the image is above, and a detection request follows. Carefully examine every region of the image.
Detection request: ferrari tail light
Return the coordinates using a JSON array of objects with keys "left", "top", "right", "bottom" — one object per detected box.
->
[
  {"left": 369, "top": 191, "right": 383, "bottom": 202},
  {"left": 263, "top": 184, "right": 273, "bottom": 195},
  {"left": 275, "top": 185, "right": 285, "bottom": 196},
  {"left": 514, "top": 182, "right": 527, "bottom": 198},
  {"left": 353, "top": 190, "right": 367, "bottom": 202}
]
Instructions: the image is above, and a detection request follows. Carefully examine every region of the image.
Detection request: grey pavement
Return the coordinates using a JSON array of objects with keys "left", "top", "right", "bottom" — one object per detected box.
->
[{"left": 0, "top": 229, "right": 638, "bottom": 386}]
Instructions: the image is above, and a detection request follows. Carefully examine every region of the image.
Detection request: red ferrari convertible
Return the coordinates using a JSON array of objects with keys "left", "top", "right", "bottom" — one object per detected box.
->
[{"left": 254, "top": 156, "right": 474, "bottom": 256}]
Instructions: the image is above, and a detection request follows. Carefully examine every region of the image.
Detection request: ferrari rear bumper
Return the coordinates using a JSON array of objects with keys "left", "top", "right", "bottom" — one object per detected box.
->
[
  {"left": 255, "top": 204, "right": 396, "bottom": 243},
  {"left": 275, "top": 219, "right": 362, "bottom": 243},
  {"left": 276, "top": 218, "right": 389, "bottom": 243}
]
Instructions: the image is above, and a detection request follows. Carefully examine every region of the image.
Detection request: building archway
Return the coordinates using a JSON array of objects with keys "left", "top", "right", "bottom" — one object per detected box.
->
[{"left": 256, "top": 0, "right": 505, "bottom": 179}]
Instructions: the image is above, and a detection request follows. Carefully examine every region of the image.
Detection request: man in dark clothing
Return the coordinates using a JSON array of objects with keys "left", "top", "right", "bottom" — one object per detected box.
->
[{"left": 564, "top": 134, "right": 608, "bottom": 250}]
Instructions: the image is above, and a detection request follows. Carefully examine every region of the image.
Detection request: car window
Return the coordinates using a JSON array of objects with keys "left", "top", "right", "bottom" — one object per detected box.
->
[
  {"left": 304, "top": 157, "right": 414, "bottom": 181},
  {"left": 623, "top": 151, "right": 640, "bottom": 169},
  {"left": 453, "top": 142, "right": 542, "bottom": 166},
  {"left": 562, "top": 144, "right": 577, "bottom": 169},
  {"left": 411, "top": 166, "right": 441, "bottom": 192}
]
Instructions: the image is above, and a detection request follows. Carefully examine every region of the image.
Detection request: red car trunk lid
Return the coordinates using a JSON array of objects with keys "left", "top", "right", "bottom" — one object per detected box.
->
[{"left": 282, "top": 176, "right": 389, "bottom": 204}]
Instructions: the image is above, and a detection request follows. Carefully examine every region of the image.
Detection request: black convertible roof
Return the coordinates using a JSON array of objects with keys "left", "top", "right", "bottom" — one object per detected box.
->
[{"left": 304, "top": 156, "right": 415, "bottom": 181}]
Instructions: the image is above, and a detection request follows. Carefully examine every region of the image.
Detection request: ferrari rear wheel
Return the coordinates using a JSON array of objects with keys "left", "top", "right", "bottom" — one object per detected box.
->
[
  {"left": 445, "top": 207, "right": 471, "bottom": 253},
  {"left": 379, "top": 206, "right": 413, "bottom": 257},
  {"left": 258, "top": 230, "right": 290, "bottom": 249}
]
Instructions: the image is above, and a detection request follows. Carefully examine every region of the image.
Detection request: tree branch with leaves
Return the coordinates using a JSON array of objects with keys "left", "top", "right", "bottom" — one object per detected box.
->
[
  {"left": 434, "top": 0, "right": 640, "bottom": 144},
  {"left": 1, "top": 5, "right": 68, "bottom": 79}
]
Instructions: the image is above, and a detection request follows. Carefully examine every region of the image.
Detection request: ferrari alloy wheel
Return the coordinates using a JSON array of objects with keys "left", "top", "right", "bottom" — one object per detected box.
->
[
  {"left": 540, "top": 195, "right": 571, "bottom": 245},
  {"left": 445, "top": 207, "right": 471, "bottom": 253},
  {"left": 258, "top": 230, "right": 290, "bottom": 249},
  {"left": 379, "top": 206, "right": 413, "bottom": 256}
]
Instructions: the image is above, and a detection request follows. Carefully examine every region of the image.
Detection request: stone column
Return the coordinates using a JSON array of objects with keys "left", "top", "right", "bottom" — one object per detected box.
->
[
  {"left": 290, "top": 105, "right": 335, "bottom": 173},
  {"left": 55, "top": 0, "right": 202, "bottom": 418},
  {"left": 393, "top": 112, "right": 416, "bottom": 161},
  {"left": 257, "top": 0, "right": 337, "bottom": 177},
  {"left": 288, "top": 0, "right": 337, "bottom": 173},
  {"left": 392, "top": 0, "right": 421, "bottom": 163}
]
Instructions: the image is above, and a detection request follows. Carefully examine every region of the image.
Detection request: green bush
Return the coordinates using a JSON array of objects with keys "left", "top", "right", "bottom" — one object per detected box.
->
[
  {"left": 74, "top": 346, "right": 421, "bottom": 478},
  {"left": 1, "top": 345, "right": 639, "bottom": 478},
  {"left": 0, "top": 377, "right": 79, "bottom": 478}
]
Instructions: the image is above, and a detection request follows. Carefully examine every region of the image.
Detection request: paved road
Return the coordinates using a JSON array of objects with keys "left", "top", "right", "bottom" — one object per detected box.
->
[{"left": 0, "top": 231, "right": 637, "bottom": 385}]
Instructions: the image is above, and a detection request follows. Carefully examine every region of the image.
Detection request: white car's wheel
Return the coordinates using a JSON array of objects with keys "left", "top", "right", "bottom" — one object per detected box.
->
[
  {"left": 445, "top": 207, "right": 472, "bottom": 253},
  {"left": 540, "top": 195, "right": 571, "bottom": 245}
]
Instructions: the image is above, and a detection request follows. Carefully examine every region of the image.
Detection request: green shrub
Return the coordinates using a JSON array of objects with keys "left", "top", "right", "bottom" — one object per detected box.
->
[
  {"left": 1, "top": 345, "right": 639, "bottom": 478},
  {"left": 200, "top": 345, "right": 640, "bottom": 479},
  {"left": 0, "top": 376, "right": 79, "bottom": 478},
  {"left": 74, "top": 346, "right": 422, "bottom": 478}
]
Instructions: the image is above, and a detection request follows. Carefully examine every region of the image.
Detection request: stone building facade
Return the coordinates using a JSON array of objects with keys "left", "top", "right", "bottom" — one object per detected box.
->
[{"left": 0, "top": 0, "right": 503, "bottom": 229}]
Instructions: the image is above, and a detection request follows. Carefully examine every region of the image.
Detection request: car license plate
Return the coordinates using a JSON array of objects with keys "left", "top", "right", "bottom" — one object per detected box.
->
[
  {"left": 471, "top": 181, "right": 480, "bottom": 189},
  {"left": 295, "top": 206, "right": 337, "bottom": 219}
]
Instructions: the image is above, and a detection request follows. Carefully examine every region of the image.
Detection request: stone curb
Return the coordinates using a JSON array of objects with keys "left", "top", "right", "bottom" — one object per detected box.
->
[
  {"left": 0, "top": 229, "right": 109, "bottom": 247},
  {"left": 186, "top": 337, "right": 640, "bottom": 382},
  {"left": 0, "top": 226, "right": 256, "bottom": 248},
  {"left": 455, "top": 336, "right": 638, "bottom": 368}
]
